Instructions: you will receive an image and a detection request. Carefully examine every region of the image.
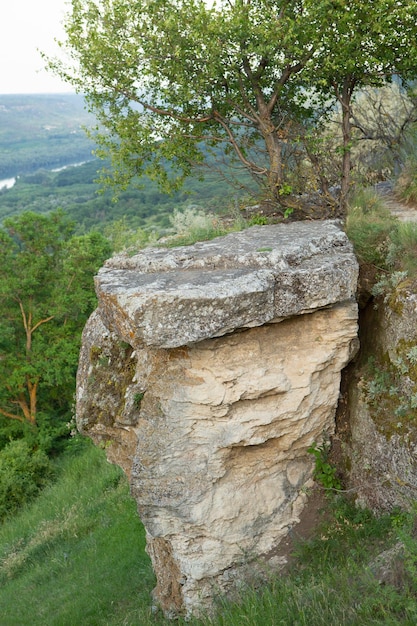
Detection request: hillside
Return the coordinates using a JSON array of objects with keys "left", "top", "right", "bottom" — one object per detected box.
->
[
  {"left": 0, "top": 441, "right": 416, "bottom": 625},
  {"left": 0, "top": 94, "right": 257, "bottom": 234},
  {"left": 0, "top": 158, "right": 246, "bottom": 234},
  {"left": 0, "top": 94, "right": 95, "bottom": 177}
]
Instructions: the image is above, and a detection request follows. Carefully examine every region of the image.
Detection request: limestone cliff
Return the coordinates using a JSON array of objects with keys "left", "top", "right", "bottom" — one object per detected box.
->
[{"left": 76, "top": 222, "right": 359, "bottom": 617}]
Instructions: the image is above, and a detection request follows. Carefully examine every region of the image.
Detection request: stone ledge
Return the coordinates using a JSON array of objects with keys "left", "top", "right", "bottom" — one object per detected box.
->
[{"left": 96, "top": 221, "right": 358, "bottom": 348}]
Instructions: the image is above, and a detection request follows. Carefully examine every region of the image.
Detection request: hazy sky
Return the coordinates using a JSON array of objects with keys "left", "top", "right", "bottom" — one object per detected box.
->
[{"left": 1, "top": 0, "right": 73, "bottom": 94}]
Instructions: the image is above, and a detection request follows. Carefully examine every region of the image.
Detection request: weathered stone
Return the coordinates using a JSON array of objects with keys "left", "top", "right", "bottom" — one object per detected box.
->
[
  {"left": 76, "top": 222, "right": 359, "bottom": 617},
  {"left": 345, "top": 283, "right": 417, "bottom": 512},
  {"left": 96, "top": 221, "right": 357, "bottom": 348}
]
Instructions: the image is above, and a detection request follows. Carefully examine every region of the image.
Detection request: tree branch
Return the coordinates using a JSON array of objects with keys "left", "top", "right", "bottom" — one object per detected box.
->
[{"left": 0, "top": 407, "right": 25, "bottom": 423}]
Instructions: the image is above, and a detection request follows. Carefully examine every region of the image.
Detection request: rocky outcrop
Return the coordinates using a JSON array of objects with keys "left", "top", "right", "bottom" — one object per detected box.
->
[
  {"left": 76, "top": 222, "right": 359, "bottom": 617},
  {"left": 343, "top": 279, "right": 417, "bottom": 512}
]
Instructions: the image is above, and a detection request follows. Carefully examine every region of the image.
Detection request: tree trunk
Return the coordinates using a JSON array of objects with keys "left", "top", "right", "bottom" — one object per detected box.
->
[
  {"left": 339, "top": 77, "right": 355, "bottom": 215},
  {"left": 261, "top": 119, "right": 284, "bottom": 203}
]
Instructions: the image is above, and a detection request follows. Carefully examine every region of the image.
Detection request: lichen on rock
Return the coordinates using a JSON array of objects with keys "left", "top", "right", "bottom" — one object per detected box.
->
[{"left": 345, "top": 281, "right": 417, "bottom": 512}]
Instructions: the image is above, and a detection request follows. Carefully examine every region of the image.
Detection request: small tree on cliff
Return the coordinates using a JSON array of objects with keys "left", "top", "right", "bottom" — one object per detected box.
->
[
  {"left": 49, "top": 0, "right": 417, "bottom": 215},
  {"left": 308, "top": 0, "right": 417, "bottom": 211},
  {"left": 0, "top": 211, "right": 110, "bottom": 444},
  {"left": 49, "top": 0, "right": 325, "bottom": 208}
]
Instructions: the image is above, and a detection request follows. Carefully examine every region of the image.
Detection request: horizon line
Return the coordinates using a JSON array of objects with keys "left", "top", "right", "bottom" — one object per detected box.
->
[{"left": 0, "top": 91, "right": 79, "bottom": 96}]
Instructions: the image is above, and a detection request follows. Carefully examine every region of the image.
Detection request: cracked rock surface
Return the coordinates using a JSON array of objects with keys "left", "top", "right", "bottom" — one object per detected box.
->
[{"left": 76, "top": 222, "right": 359, "bottom": 617}]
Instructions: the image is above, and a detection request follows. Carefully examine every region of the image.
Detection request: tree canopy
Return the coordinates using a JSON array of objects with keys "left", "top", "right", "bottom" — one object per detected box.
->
[
  {"left": 0, "top": 211, "right": 111, "bottom": 449},
  {"left": 50, "top": 0, "right": 417, "bottom": 214}
]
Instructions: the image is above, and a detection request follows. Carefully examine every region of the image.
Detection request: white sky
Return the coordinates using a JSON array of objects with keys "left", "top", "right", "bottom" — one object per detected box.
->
[{"left": 0, "top": 0, "right": 73, "bottom": 94}]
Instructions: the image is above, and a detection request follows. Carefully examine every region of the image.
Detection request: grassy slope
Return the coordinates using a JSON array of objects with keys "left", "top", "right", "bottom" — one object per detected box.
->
[
  {"left": 0, "top": 442, "right": 156, "bottom": 626},
  {"left": 1, "top": 441, "right": 417, "bottom": 625}
]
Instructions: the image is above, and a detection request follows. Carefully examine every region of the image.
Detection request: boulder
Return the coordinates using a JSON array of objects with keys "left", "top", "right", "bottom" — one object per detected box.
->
[{"left": 76, "top": 222, "right": 359, "bottom": 617}]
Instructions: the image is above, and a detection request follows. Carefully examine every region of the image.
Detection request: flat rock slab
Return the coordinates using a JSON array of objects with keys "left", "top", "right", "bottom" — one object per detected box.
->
[{"left": 97, "top": 221, "right": 358, "bottom": 348}]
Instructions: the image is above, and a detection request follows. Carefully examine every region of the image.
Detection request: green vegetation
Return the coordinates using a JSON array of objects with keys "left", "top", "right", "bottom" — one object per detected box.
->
[
  {"left": 0, "top": 442, "right": 156, "bottom": 625},
  {"left": 0, "top": 158, "right": 251, "bottom": 236},
  {"left": 346, "top": 189, "right": 397, "bottom": 268},
  {"left": 308, "top": 442, "right": 342, "bottom": 490},
  {"left": 1, "top": 441, "right": 417, "bottom": 625},
  {"left": 396, "top": 149, "right": 417, "bottom": 206},
  {"left": 347, "top": 189, "right": 417, "bottom": 275},
  {"left": 0, "top": 210, "right": 111, "bottom": 453},
  {"left": 3, "top": 47, "right": 417, "bottom": 626},
  {"left": 50, "top": 0, "right": 417, "bottom": 214},
  {"left": 0, "top": 94, "right": 95, "bottom": 177},
  {"left": 0, "top": 440, "right": 53, "bottom": 522}
]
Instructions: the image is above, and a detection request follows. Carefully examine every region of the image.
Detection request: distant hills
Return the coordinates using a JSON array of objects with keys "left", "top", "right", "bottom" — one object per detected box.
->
[
  {"left": 0, "top": 94, "right": 96, "bottom": 177},
  {"left": 0, "top": 94, "right": 255, "bottom": 234}
]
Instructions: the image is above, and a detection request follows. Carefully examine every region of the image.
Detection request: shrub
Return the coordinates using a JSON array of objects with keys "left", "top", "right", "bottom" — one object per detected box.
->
[
  {"left": 386, "top": 221, "right": 417, "bottom": 274},
  {"left": 0, "top": 440, "right": 53, "bottom": 521}
]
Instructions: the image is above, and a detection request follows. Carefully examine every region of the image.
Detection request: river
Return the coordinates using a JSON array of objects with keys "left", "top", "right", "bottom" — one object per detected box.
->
[
  {"left": 0, "top": 160, "right": 93, "bottom": 191},
  {"left": 0, "top": 177, "right": 17, "bottom": 190}
]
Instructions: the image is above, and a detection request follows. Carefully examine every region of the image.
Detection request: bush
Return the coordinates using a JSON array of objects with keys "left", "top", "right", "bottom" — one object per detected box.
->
[
  {"left": 0, "top": 440, "right": 53, "bottom": 521},
  {"left": 386, "top": 221, "right": 417, "bottom": 274}
]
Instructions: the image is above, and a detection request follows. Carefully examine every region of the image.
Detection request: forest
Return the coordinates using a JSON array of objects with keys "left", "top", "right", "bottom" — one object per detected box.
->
[
  {"left": 0, "top": 93, "right": 254, "bottom": 477},
  {"left": 0, "top": 158, "right": 248, "bottom": 234},
  {"left": 0, "top": 94, "right": 95, "bottom": 177}
]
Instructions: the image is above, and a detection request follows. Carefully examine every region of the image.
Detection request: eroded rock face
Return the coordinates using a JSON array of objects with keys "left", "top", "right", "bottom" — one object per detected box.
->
[
  {"left": 345, "top": 282, "right": 417, "bottom": 512},
  {"left": 76, "top": 223, "right": 359, "bottom": 617}
]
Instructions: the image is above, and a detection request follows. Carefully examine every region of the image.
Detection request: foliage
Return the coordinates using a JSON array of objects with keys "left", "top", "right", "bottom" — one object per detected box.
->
[
  {"left": 371, "top": 271, "right": 409, "bottom": 303},
  {"left": 50, "top": 0, "right": 325, "bottom": 207},
  {"left": 248, "top": 213, "right": 269, "bottom": 226},
  {"left": 0, "top": 443, "right": 156, "bottom": 625},
  {"left": 395, "top": 135, "right": 417, "bottom": 205},
  {"left": 306, "top": 1, "right": 417, "bottom": 210},
  {"left": 0, "top": 440, "right": 53, "bottom": 521},
  {"left": 360, "top": 345, "right": 417, "bottom": 439},
  {"left": 0, "top": 157, "right": 250, "bottom": 236},
  {"left": 103, "top": 218, "right": 155, "bottom": 252},
  {"left": 346, "top": 189, "right": 396, "bottom": 267},
  {"left": 48, "top": 0, "right": 417, "bottom": 215},
  {"left": 0, "top": 211, "right": 111, "bottom": 448},
  {"left": 308, "top": 442, "right": 342, "bottom": 490},
  {"left": 349, "top": 83, "right": 417, "bottom": 183},
  {"left": 385, "top": 222, "right": 417, "bottom": 275},
  {"left": 162, "top": 206, "right": 229, "bottom": 246}
]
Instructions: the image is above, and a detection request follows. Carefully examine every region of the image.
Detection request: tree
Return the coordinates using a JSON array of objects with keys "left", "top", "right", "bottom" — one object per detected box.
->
[
  {"left": 0, "top": 211, "right": 111, "bottom": 439},
  {"left": 308, "top": 0, "right": 417, "bottom": 210},
  {"left": 50, "top": 0, "right": 417, "bottom": 215},
  {"left": 49, "top": 0, "right": 325, "bottom": 208}
]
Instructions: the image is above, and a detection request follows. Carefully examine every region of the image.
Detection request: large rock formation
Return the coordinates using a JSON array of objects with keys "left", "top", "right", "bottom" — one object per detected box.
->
[
  {"left": 343, "top": 278, "right": 417, "bottom": 512},
  {"left": 76, "top": 222, "right": 359, "bottom": 617}
]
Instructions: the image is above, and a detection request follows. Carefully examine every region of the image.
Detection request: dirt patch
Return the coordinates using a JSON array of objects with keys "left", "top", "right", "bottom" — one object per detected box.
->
[
  {"left": 375, "top": 181, "right": 417, "bottom": 222},
  {"left": 238, "top": 194, "right": 339, "bottom": 223},
  {"left": 268, "top": 484, "right": 330, "bottom": 572}
]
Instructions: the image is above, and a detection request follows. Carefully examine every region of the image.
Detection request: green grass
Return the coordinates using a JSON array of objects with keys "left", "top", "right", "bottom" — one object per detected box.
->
[
  {"left": 0, "top": 441, "right": 156, "bottom": 625},
  {"left": 346, "top": 189, "right": 396, "bottom": 268},
  {"left": 347, "top": 188, "right": 417, "bottom": 277},
  {"left": 2, "top": 441, "right": 417, "bottom": 625}
]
